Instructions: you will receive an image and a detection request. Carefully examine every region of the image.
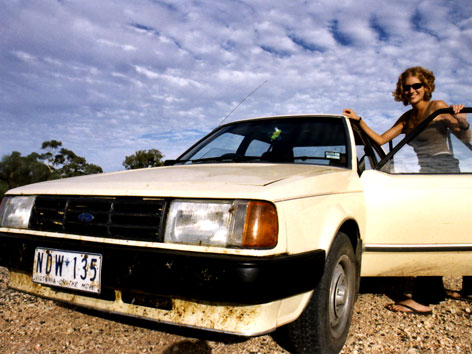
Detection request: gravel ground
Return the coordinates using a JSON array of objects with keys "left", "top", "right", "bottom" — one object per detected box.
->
[{"left": 1, "top": 266, "right": 471, "bottom": 353}]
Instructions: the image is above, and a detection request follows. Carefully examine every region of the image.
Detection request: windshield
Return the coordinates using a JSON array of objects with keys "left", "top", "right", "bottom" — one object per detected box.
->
[
  {"left": 378, "top": 107, "right": 472, "bottom": 174},
  {"left": 176, "top": 117, "right": 350, "bottom": 168}
]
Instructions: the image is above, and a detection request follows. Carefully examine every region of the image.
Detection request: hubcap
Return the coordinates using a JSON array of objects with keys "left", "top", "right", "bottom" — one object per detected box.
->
[
  {"left": 333, "top": 266, "right": 347, "bottom": 318},
  {"left": 329, "top": 256, "right": 352, "bottom": 335}
]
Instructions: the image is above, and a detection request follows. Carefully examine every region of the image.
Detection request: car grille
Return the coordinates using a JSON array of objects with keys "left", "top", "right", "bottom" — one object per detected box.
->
[{"left": 29, "top": 196, "right": 166, "bottom": 242}]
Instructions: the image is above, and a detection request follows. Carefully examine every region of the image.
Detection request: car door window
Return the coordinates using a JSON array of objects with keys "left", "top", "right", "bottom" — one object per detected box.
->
[
  {"left": 350, "top": 122, "right": 385, "bottom": 173},
  {"left": 378, "top": 108, "right": 472, "bottom": 174}
]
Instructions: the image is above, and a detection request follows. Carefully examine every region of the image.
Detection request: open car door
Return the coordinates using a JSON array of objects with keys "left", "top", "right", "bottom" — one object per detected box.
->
[{"left": 360, "top": 107, "right": 472, "bottom": 277}]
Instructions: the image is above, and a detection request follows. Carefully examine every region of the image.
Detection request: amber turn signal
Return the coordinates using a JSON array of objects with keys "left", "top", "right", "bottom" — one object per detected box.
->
[{"left": 242, "top": 201, "right": 278, "bottom": 248}]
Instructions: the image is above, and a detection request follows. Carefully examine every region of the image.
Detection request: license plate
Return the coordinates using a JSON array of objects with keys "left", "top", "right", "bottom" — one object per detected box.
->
[{"left": 32, "top": 248, "right": 102, "bottom": 294}]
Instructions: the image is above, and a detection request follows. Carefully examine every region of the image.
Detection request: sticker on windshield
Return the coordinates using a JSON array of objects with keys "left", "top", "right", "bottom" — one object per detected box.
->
[
  {"left": 325, "top": 151, "right": 341, "bottom": 160},
  {"left": 271, "top": 127, "right": 281, "bottom": 141}
]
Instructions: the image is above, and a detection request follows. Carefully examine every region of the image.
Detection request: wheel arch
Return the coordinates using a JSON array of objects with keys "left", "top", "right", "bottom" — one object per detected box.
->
[
  {"left": 337, "top": 219, "right": 362, "bottom": 293},
  {"left": 337, "top": 219, "right": 362, "bottom": 256},
  {"left": 317, "top": 213, "right": 363, "bottom": 299},
  {"left": 318, "top": 203, "right": 362, "bottom": 258}
]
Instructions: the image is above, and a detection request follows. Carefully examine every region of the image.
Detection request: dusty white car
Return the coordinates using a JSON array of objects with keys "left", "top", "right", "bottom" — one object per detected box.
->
[{"left": 0, "top": 108, "right": 471, "bottom": 354}]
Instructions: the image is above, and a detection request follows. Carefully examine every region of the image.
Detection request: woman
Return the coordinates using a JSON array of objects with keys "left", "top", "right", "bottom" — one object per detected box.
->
[
  {"left": 343, "top": 66, "right": 471, "bottom": 314},
  {"left": 344, "top": 66, "right": 470, "bottom": 170}
]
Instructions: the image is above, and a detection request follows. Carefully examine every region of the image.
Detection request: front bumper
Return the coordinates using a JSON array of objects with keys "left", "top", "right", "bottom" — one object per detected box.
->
[
  {"left": 0, "top": 231, "right": 325, "bottom": 335},
  {"left": 7, "top": 269, "right": 314, "bottom": 335},
  {"left": 0, "top": 232, "right": 325, "bottom": 305}
]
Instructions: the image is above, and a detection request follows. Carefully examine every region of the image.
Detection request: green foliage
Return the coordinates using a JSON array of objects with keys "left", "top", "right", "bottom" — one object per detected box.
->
[
  {"left": 123, "top": 149, "right": 164, "bottom": 170},
  {"left": 0, "top": 141, "right": 103, "bottom": 198},
  {"left": 37, "top": 141, "right": 103, "bottom": 178}
]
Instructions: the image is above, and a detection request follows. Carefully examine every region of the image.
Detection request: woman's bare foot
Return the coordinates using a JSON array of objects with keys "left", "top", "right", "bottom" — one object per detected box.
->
[
  {"left": 386, "top": 298, "right": 432, "bottom": 314},
  {"left": 446, "top": 290, "right": 472, "bottom": 301}
]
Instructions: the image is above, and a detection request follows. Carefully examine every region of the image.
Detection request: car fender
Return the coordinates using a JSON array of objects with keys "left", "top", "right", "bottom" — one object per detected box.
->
[
  {"left": 281, "top": 192, "right": 364, "bottom": 255},
  {"left": 318, "top": 202, "right": 361, "bottom": 254}
]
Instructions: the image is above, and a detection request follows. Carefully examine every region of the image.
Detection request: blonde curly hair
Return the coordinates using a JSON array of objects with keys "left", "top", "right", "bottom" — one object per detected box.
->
[{"left": 392, "top": 66, "right": 435, "bottom": 106}]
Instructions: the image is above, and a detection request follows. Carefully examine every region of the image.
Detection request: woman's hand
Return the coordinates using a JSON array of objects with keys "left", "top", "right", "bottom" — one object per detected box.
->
[
  {"left": 451, "top": 104, "right": 465, "bottom": 115},
  {"left": 451, "top": 104, "right": 468, "bottom": 125},
  {"left": 342, "top": 108, "right": 361, "bottom": 121},
  {"left": 450, "top": 104, "right": 469, "bottom": 131}
]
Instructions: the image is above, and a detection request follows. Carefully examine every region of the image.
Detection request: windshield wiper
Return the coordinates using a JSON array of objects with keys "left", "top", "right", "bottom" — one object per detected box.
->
[{"left": 295, "top": 156, "right": 326, "bottom": 161}]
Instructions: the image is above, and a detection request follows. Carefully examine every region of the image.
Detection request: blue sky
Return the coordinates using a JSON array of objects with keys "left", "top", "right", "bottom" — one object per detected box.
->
[{"left": 1, "top": 0, "right": 472, "bottom": 172}]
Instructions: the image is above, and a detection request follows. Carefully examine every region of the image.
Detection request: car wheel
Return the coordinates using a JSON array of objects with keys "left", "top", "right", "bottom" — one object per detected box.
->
[{"left": 287, "top": 232, "right": 358, "bottom": 354}]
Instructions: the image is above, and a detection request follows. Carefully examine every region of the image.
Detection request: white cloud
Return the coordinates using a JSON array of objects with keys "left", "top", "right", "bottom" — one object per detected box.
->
[
  {"left": 134, "top": 65, "right": 160, "bottom": 79},
  {"left": 12, "top": 51, "right": 37, "bottom": 62}
]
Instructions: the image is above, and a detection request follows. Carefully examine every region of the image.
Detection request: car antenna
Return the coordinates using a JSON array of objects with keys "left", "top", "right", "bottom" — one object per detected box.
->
[{"left": 219, "top": 80, "right": 267, "bottom": 125}]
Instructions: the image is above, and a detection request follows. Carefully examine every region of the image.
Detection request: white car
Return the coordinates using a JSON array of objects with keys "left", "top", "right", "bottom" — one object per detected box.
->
[{"left": 0, "top": 108, "right": 471, "bottom": 354}]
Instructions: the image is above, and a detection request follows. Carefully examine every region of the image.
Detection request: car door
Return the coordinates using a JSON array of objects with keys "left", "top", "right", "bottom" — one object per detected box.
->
[{"left": 360, "top": 108, "right": 472, "bottom": 277}]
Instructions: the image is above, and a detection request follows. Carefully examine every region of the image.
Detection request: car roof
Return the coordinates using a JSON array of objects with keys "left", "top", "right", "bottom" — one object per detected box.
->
[{"left": 220, "top": 114, "right": 345, "bottom": 127}]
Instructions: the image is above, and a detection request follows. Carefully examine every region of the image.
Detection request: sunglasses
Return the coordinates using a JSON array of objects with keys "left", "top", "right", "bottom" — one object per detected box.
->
[{"left": 403, "top": 83, "right": 424, "bottom": 91}]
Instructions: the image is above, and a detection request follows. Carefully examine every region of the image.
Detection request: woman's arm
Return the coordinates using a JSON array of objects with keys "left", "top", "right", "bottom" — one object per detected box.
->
[
  {"left": 432, "top": 102, "right": 471, "bottom": 143},
  {"left": 342, "top": 108, "right": 405, "bottom": 146},
  {"left": 452, "top": 109, "right": 471, "bottom": 143}
]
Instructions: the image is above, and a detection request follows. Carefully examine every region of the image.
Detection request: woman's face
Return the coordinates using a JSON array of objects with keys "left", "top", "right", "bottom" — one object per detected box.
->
[{"left": 403, "top": 75, "right": 427, "bottom": 105}]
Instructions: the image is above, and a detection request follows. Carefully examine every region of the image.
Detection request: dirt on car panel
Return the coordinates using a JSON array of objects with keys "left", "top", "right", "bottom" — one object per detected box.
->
[
  {"left": 164, "top": 299, "right": 262, "bottom": 332},
  {"left": 8, "top": 270, "right": 266, "bottom": 334},
  {"left": 115, "top": 289, "right": 263, "bottom": 331}
]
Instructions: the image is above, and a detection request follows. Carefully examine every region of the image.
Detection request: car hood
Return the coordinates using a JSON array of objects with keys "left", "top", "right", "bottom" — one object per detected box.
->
[{"left": 7, "top": 163, "right": 361, "bottom": 202}]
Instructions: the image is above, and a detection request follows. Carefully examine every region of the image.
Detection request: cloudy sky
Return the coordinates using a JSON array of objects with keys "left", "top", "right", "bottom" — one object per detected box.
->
[{"left": 1, "top": 0, "right": 472, "bottom": 172}]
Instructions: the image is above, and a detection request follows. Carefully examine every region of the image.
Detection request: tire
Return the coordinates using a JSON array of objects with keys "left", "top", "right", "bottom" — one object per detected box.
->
[{"left": 287, "top": 232, "right": 358, "bottom": 354}]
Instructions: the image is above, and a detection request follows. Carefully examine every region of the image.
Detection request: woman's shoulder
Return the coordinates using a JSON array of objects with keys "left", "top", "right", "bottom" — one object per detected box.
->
[{"left": 429, "top": 100, "right": 448, "bottom": 110}]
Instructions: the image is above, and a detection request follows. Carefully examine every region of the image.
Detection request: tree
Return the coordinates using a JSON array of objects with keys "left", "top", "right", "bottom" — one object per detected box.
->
[
  {"left": 123, "top": 149, "right": 164, "bottom": 170},
  {"left": 35, "top": 140, "right": 103, "bottom": 178},
  {"left": 0, "top": 141, "right": 103, "bottom": 198},
  {"left": 0, "top": 151, "right": 51, "bottom": 197}
]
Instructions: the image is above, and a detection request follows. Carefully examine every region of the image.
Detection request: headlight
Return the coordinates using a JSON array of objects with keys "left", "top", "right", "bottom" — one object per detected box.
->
[
  {"left": 0, "top": 196, "right": 35, "bottom": 229},
  {"left": 164, "top": 199, "right": 278, "bottom": 248}
]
